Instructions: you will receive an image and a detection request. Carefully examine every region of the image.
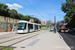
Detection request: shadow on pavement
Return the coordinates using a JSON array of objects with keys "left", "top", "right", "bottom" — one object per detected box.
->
[
  {"left": 68, "top": 31, "right": 75, "bottom": 36},
  {"left": 16, "top": 32, "right": 34, "bottom": 34},
  {"left": 49, "top": 30, "right": 54, "bottom": 32},
  {"left": 58, "top": 31, "right": 75, "bottom": 36}
]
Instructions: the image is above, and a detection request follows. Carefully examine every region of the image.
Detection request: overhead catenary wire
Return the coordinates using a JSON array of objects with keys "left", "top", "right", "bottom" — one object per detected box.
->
[
  {"left": 5, "top": 0, "right": 30, "bottom": 14},
  {"left": 5, "top": 0, "right": 42, "bottom": 19},
  {"left": 25, "top": 0, "right": 42, "bottom": 17}
]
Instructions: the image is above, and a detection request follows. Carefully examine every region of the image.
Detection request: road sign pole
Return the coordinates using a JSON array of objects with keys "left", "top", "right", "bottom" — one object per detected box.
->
[
  {"left": 54, "top": 16, "right": 56, "bottom": 33},
  {"left": 6, "top": 17, "right": 8, "bottom": 32}
]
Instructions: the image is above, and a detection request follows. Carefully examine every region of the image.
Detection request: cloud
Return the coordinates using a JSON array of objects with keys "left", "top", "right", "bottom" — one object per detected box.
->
[{"left": 6, "top": 3, "right": 23, "bottom": 10}]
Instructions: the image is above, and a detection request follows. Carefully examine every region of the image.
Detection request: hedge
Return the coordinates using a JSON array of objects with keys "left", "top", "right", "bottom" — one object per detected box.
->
[{"left": 41, "top": 25, "right": 46, "bottom": 27}]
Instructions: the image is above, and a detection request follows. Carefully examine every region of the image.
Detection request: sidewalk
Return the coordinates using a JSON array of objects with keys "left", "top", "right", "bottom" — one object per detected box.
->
[
  {"left": 14, "top": 30, "right": 71, "bottom": 50},
  {"left": 0, "top": 32, "right": 15, "bottom": 35}
]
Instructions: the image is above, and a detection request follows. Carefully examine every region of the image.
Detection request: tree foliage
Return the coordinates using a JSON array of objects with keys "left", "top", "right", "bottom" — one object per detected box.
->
[
  {"left": 9, "top": 9, "right": 18, "bottom": 19},
  {"left": 61, "top": 0, "right": 75, "bottom": 27},
  {"left": 0, "top": 3, "right": 9, "bottom": 16},
  {"left": 0, "top": 3, "right": 41, "bottom": 24},
  {"left": 46, "top": 20, "right": 52, "bottom": 27},
  {"left": 24, "top": 15, "right": 31, "bottom": 21},
  {"left": 41, "top": 25, "right": 46, "bottom": 27},
  {"left": 64, "top": 15, "right": 71, "bottom": 23},
  {"left": 18, "top": 13, "right": 24, "bottom": 19},
  {"left": 32, "top": 17, "right": 41, "bottom": 24}
]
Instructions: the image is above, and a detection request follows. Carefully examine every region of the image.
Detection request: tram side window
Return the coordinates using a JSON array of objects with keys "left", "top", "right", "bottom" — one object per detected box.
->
[
  {"left": 35, "top": 25, "right": 36, "bottom": 29},
  {"left": 40, "top": 26, "right": 41, "bottom": 29},
  {"left": 24, "top": 23, "right": 27, "bottom": 29},
  {"left": 35, "top": 25, "right": 37, "bottom": 29},
  {"left": 31, "top": 24, "right": 33, "bottom": 29},
  {"left": 35, "top": 25, "right": 38, "bottom": 29},
  {"left": 36, "top": 25, "right": 38, "bottom": 29},
  {"left": 28, "top": 24, "right": 33, "bottom": 29}
]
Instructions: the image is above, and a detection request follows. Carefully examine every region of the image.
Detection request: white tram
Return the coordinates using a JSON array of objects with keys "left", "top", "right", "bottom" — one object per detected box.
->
[
  {"left": 38, "top": 24, "right": 41, "bottom": 30},
  {"left": 17, "top": 20, "right": 41, "bottom": 33}
]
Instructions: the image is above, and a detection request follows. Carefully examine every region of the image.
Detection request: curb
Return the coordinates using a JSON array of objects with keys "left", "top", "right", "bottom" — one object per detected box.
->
[{"left": 57, "top": 32, "right": 63, "bottom": 39}]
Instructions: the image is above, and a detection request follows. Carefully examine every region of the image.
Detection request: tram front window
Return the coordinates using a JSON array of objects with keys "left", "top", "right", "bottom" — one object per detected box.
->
[
  {"left": 61, "top": 25, "right": 65, "bottom": 28},
  {"left": 61, "top": 25, "right": 68, "bottom": 28},
  {"left": 18, "top": 23, "right": 26, "bottom": 30}
]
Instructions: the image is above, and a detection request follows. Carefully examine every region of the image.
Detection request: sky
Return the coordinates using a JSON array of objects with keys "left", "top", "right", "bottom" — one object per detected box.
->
[{"left": 0, "top": 0, "right": 66, "bottom": 22}]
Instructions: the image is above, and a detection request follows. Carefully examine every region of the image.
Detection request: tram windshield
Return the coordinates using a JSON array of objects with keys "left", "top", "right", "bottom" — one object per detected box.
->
[
  {"left": 61, "top": 25, "right": 68, "bottom": 28},
  {"left": 18, "top": 23, "right": 26, "bottom": 30}
]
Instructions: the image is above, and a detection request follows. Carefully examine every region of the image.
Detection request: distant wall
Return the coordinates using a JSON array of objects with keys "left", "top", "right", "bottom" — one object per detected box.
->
[
  {"left": 0, "top": 16, "right": 20, "bottom": 32},
  {"left": 0, "top": 16, "right": 20, "bottom": 23}
]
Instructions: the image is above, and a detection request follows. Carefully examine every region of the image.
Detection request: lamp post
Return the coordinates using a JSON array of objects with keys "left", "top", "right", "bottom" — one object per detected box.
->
[
  {"left": 6, "top": 11, "right": 10, "bottom": 32},
  {"left": 6, "top": 17, "right": 8, "bottom": 32},
  {"left": 54, "top": 16, "right": 56, "bottom": 33}
]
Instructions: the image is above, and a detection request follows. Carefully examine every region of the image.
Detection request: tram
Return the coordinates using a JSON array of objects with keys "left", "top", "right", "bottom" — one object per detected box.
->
[{"left": 17, "top": 20, "right": 41, "bottom": 33}]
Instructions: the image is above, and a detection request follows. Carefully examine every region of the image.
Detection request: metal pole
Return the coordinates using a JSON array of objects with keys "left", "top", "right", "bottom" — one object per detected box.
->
[
  {"left": 6, "top": 17, "right": 8, "bottom": 32},
  {"left": 54, "top": 16, "right": 56, "bottom": 33}
]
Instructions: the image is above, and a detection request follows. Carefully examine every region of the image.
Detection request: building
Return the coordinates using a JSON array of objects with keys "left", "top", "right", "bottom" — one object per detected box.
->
[
  {"left": 29, "top": 19, "right": 34, "bottom": 22},
  {"left": 41, "top": 21, "right": 45, "bottom": 25}
]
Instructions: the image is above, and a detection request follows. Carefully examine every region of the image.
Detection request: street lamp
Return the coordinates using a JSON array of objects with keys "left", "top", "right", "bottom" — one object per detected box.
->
[
  {"left": 54, "top": 16, "right": 56, "bottom": 33},
  {"left": 6, "top": 17, "right": 8, "bottom": 32},
  {"left": 6, "top": 11, "right": 10, "bottom": 32}
]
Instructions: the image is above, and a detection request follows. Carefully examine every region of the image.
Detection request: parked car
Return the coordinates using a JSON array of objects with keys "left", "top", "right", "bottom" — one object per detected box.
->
[{"left": 72, "top": 28, "right": 75, "bottom": 32}]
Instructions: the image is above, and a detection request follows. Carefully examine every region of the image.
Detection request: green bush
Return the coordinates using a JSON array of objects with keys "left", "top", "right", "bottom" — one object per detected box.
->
[{"left": 41, "top": 25, "right": 46, "bottom": 27}]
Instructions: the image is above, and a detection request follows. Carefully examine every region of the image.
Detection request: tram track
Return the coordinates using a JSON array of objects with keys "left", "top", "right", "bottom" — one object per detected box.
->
[
  {"left": 0, "top": 30, "right": 46, "bottom": 50},
  {"left": 0, "top": 30, "right": 46, "bottom": 43},
  {"left": 0, "top": 31, "right": 42, "bottom": 45},
  {"left": 0, "top": 30, "right": 43, "bottom": 39},
  {"left": 8, "top": 34, "right": 39, "bottom": 46},
  {"left": 0, "top": 33, "right": 39, "bottom": 50},
  {"left": 0, "top": 34, "right": 20, "bottom": 39},
  {"left": 0, "top": 33, "right": 33, "bottom": 44}
]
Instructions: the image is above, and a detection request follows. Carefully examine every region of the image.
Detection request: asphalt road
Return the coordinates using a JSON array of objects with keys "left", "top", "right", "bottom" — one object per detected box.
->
[{"left": 59, "top": 31, "right": 75, "bottom": 50}]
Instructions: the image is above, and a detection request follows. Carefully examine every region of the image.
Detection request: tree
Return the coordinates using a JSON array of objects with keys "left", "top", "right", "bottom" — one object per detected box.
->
[
  {"left": 0, "top": 3, "right": 10, "bottom": 17},
  {"left": 0, "top": 3, "right": 41, "bottom": 24},
  {"left": 61, "top": 0, "right": 75, "bottom": 27},
  {"left": 64, "top": 15, "right": 71, "bottom": 23},
  {"left": 32, "top": 17, "right": 41, "bottom": 24},
  {"left": 18, "top": 13, "right": 24, "bottom": 19},
  {"left": 38, "top": 20, "right": 41, "bottom": 24},
  {"left": 46, "top": 20, "right": 52, "bottom": 27},
  {"left": 9, "top": 9, "right": 18, "bottom": 19},
  {"left": 24, "top": 15, "right": 31, "bottom": 21}
]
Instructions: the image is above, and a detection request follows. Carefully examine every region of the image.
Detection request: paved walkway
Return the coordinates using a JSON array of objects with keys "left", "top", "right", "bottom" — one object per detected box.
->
[
  {"left": 0, "top": 32, "right": 14, "bottom": 36},
  {"left": 14, "top": 30, "right": 71, "bottom": 50}
]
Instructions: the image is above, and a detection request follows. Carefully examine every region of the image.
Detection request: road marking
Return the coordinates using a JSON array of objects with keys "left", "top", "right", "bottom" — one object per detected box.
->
[{"left": 27, "top": 39, "right": 39, "bottom": 46}]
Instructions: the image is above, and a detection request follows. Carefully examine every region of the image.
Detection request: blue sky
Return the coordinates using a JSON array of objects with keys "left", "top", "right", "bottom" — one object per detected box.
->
[{"left": 0, "top": 0, "right": 66, "bottom": 22}]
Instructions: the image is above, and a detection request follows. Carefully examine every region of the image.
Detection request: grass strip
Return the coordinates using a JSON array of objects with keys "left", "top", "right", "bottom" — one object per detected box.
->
[
  {"left": 42, "top": 28, "right": 49, "bottom": 30},
  {"left": 0, "top": 47, "right": 15, "bottom": 50}
]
